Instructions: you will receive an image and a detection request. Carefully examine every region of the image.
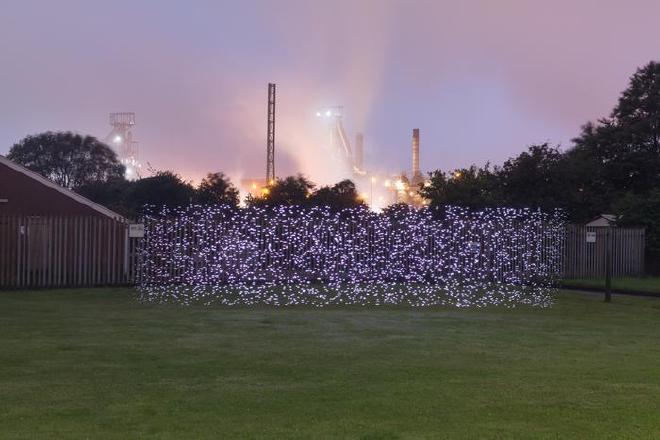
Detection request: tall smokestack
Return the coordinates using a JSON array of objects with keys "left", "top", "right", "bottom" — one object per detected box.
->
[
  {"left": 412, "top": 128, "right": 420, "bottom": 179},
  {"left": 355, "top": 133, "right": 364, "bottom": 171}
]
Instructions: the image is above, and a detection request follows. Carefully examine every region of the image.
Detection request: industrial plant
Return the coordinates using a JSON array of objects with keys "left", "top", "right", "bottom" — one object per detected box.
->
[
  {"left": 240, "top": 83, "right": 429, "bottom": 210},
  {"left": 105, "top": 112, "right": 142, "bottom": 180},
  {"left": 102, "top": 84, "right": 427, "bottom": 210}
]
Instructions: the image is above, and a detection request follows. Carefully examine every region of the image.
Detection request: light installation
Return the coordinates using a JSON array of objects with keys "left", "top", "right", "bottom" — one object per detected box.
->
[{"left": 137, "top": 205, "right": 565, "bottom": 307}]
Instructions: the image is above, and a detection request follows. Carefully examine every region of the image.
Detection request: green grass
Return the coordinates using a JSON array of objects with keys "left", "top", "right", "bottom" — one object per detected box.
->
[
  {"left": 1, "top": 289, "right": 660, "bottom": 439},
  {"left": 561, "top": 276, "right": 660, "bottom": 293}
]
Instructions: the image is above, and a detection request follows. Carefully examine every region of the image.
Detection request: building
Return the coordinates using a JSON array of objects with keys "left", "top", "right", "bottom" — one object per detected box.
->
[
  {"left": 0, "top": 155, "right": 123, "bottom": 219},
  {"left": 0, "top": 155, "right": 133, "bottom": 288},
  {"left": 585, "top": 214, "right": 618, "bottom": 227}
]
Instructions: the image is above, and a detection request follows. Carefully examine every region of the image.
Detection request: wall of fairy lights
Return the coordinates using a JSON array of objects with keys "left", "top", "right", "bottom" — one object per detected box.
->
[{"left": 137, "top": 205, "right": 565, "bottom": 307}]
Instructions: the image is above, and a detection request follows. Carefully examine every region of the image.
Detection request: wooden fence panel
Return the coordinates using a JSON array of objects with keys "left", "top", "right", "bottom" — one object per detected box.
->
[
  {"left": 0, "top": 215, "right": 140, "bottom": 289},
  {"left": 562, "top": 225, "right": 645, "bottom": 279}
]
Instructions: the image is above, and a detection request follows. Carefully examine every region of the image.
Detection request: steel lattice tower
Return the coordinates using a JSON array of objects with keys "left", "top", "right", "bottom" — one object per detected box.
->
[
  {"left": 106, "top": 112, "right": 142, "bottom": 180},
  {"left": 266, "top": 83, "right": 276, "bottom": 183}
]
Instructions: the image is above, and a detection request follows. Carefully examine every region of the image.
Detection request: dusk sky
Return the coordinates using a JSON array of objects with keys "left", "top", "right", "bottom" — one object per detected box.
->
[{"left": 2, "top": 0, "right": 660, "bottom": 185}]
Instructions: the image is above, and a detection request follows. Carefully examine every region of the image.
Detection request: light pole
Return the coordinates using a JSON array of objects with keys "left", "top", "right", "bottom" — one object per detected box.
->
[{"left": 370, "top": 176, "right": 376, "bottom": 209}]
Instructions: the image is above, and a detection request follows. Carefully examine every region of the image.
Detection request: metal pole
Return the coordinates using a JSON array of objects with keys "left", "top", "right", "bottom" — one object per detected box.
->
[
  {"left": 604, "top": 226, "right": 612, "bottom": 302},
  {"left": 266, "top": 83, "right": 276, "bottom": 183}
]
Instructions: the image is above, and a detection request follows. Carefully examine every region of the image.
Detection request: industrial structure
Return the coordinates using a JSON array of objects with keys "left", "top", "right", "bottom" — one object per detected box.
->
[
  {"left": 241, "top": 83, "right": 428, "bottom": 210},
  {"left": 266, "top": 83, "right": 276, "bottom": 183},
  {"left": 106, "top": 112, "right": 142, "bottom": 180},
  {"left": 354, "top": 133, "right": 364, "bottom": 171},
  {"left": 411, "top": 128, "right": 423, "bottom": 186},
  {"left": 240, "top": 83, "right": 276, "bottom": 200},
  {"left": 316, "top": 106, "right": 366, "bottom": 176},
  {"left": 379, "top": 128, "right": 427, "bottom": 207}
]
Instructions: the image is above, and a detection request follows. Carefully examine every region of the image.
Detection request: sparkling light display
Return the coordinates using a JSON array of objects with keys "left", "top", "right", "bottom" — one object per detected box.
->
[{"left": 137, "top": 205, "right": 565, "bottom": 307}]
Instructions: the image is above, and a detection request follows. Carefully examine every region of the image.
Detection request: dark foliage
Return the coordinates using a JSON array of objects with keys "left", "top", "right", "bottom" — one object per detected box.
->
[
  {"left": 77, "top": 171, "right": 195, "bottom": 219},
  {"left": 8, "top": 131, "right": 125, "bottom": 188},
  {"left": 195, "top": 172, "right": 239, "bottom": 207},
  {"left": 308, "top": 179, "right": 364, "bottom": 210},
  {"left": 246, "top": 174, "right": 315, "bottom": 207},
  {"left": 420, "top": 61, "right": 660, "bottom": 267}
]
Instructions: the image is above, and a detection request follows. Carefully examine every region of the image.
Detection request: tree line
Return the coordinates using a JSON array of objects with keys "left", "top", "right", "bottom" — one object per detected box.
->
[
  {"left": 6, "top": 61, "right": 660, "bottom": 266},
  {"left": 420, "top": 61, "right": 660, "bottom": 261},
  {"left": 6, "top": 133, "right": 364, "bottom": 217}
]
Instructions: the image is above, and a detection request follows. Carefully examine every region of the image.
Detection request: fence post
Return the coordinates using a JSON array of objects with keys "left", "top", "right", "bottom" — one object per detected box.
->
[{"left": 604, "top": 226, "right": 612, "bottom": 303}]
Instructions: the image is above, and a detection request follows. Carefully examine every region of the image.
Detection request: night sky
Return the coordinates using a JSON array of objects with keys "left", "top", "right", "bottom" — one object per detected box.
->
[{"left": 2, "top": 0, "right": 660, "bottom": 185}]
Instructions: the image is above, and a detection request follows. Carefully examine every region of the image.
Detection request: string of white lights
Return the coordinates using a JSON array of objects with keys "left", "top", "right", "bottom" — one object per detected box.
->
[{"left": 137, "top": 205, "right": 565, "bottom": 307}]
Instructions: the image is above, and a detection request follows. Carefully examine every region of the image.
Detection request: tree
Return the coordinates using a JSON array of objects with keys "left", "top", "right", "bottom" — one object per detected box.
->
[
  {"left": 247, "top": 174, "right": 315, "bottom": 207},
  {"left": 419, "top": 165, "right": 498, "bottom": 209},
  {"left": 571, "top": 61, "right": 660, "bottom": 197},
  {"left": 612, "top": 61, "right": 660, "bottom": 154},
  {"left": 128, "top": 171, "right": 195, "bottom": 215},
  {"left": 76, "top": 177, "right": 133, "bottom": 218},
  {"left": 495, "top": 143, "right": 571, "bottom": 212},
  {"left": 195, "top": 172, "right": 239, "bottom": 207},
  {"left": 309, "top": 179, "right": 364, "bottom": 210},
  {"left": 613, "top": 189, "right": 660, "bottom": 274},
  {"left": 77, "top": 171, "right": 205, "bottom": 218},
  {"left": 8, "top": 131, "right": 125, "bottom": 188}
]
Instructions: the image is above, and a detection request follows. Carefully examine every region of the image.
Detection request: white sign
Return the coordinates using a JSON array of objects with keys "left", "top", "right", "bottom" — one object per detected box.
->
[
  {"left": 467, "top": 241, "right": 481, "bottom": 253},
  {"left": 129, "top": 223, "right": 145, "bottom": 238},
  {"left": 586, "top": 231, "right": 596, "bottom": 243}
]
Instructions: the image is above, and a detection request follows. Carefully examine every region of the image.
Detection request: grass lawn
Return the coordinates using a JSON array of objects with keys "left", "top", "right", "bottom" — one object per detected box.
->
[
  {"left": 561, "top": 276, "right": 660, "bottom": 294},
  {"left": 1, "top": 289, "right": 660, "bottom": 439}
]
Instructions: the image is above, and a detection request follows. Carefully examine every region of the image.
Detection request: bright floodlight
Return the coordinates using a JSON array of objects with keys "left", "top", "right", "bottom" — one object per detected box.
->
[
  {"left": 316, "top": 111, "right": 321, "bottom": 117},
  {"left": 113, "top": 135, "right": 122, "bottom": 143},
  {"left": 325, "top": 110, "right": 332, "bottom": 117}
]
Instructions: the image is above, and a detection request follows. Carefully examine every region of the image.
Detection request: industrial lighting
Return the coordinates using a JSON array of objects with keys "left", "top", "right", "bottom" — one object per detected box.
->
[
  {"left": 251, "top": 183, "right": 257, "bottom": 190},
  {"left": 316, "top": 111, "right": 322, "bottom": 117},
  {"left": 395, "top": 179, "right": 406, "bottom": 191},
  {"left": 370, "top": 176, "right": 377, "bottom": 183},
  {"left": 384, "top": 180, "right": 391, "bottom": 188},
  {"left": 113, "top": 135, "right": 122, "bottom": 143}
]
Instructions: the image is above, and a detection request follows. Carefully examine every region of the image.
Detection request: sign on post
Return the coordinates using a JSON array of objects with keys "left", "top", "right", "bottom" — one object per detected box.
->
[
  {"left": 586, "top": 231, "right": 596, "bottom": 243},
  {"left": 129, "top": 223, "right": 145, "bottom": 238},
  {"left": 467, "top": 241, "right": 481, "bottom": 253}
]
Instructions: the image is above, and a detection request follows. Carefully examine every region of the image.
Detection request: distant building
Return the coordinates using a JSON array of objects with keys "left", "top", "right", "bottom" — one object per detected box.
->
[
  {"left": 585, "top": 214, "right": 618, "bottom": 227},
  {"left": 0, "top": 155, "right": 123, "bottom": 220}
]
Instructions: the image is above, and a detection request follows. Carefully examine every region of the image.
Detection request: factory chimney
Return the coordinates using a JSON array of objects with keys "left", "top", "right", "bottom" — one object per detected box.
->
[
  {"left": 412, "top": 128, "right": 422, "bottom": 183},
  {"left": 354, "top": 133, "right": 364, "bottom": 171}
]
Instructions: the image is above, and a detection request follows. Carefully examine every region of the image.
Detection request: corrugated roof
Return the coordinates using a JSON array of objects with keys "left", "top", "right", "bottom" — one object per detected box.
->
[
  {"left": 585, "top": 213, "right": 618, "bottom": 227},
  {"left": 0, "top": 154, "right": 125, "bottom": 220}
]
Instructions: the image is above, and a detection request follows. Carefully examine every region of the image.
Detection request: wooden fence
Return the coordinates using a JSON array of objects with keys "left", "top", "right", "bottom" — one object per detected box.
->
[
  {"left": 0, "top": 216, "right": 139, "bottom": 289},
  {"left": 0, "top": 215, "right": 647, "bottom": 288},
  {"left": 563, "top": 225, "right": 645, "bottom": 278}
]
